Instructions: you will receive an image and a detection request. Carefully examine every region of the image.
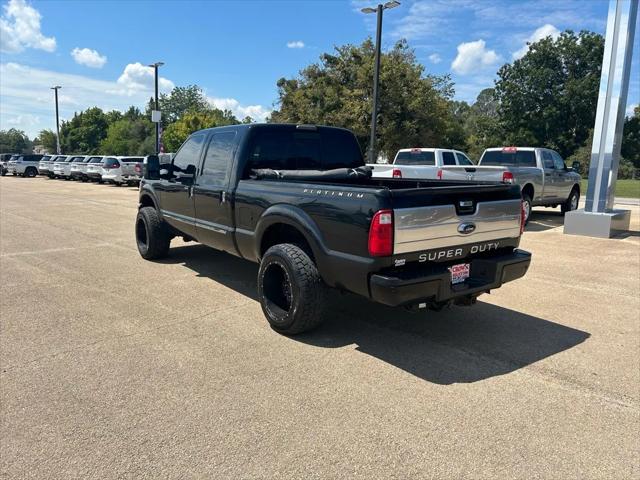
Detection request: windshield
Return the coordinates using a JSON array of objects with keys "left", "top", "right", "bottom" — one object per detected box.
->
[
  {"left": 394, "top": 151, "right": 435, "bottom": 166},
  {"left": 481, "top": 150, "right": 536, "bottom": 166}
]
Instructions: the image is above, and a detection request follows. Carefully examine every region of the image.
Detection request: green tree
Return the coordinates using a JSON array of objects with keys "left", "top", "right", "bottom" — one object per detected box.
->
[
  {"left": 99, "top": 117, "right": 155, "bottom": 155},
  {"left": 495, "top": 30, "right": 604, "bottom": 158},
  {"left": 159, "top": 85, "right": 210, "bottom": 126},
  {"left": 37, "top": 129, "right": 58, "bottom": 153},
  {"left": 622, "top": 105, "right": 639, "bottom": 168},
  {"left": 463, "top": 88, "right": 505, "bottom": 160},
  {"left": 271, "top": 39, "right": 456, "bottom": 160},
  {"left": 0, "top": 128, "right": 30, "bottom": 153},
  {"left": 162, "top": 109, "right": 239, "bottom": 151},
  {"left": 60, "top": 107, "right": 109, "bottom": 154}
]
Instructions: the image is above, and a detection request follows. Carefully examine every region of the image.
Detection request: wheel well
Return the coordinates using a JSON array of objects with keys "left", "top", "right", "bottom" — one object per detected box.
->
[
  {"left": 572, "top": 184, "right": 580, "bottom": 194},
  {"left": 522, "top": 183, "right": 534, "bottom": 200},
  {"left": 139, "top": 194, "right": 156, "bottom": 210},
  {"left": 260, "top": 223, "right": 314, "bottom": 261}
]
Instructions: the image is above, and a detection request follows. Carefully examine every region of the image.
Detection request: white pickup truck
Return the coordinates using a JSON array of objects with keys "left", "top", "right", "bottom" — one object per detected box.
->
[
  {"left": 369, "top": 148, "right": 475, "bottom": 179},
  {"left": 439, "top": 147, "right": 582, "bottom": 223}
]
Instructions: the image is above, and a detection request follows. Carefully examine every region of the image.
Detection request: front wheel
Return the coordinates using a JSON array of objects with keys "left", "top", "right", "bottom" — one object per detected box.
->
[
  {"left": 258, "top": 243, "right": 327, "bottom": 335},
  {"left": 561, "top": 188, "right": 580, "bottom": 214},
  {"left": 135, "top": 207, "right": 171, "bottom": 260}
]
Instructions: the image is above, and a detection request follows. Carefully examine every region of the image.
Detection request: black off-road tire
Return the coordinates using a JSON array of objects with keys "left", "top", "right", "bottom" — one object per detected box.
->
[
  {"left": 258, "top": 243, "right": 327, "bottom": 335},
  {"left": 25, "top": 167, "right": 37, "bottom": 178},
  {"left": 561, "top": 187, "right": 580, "bottom": 214},
  {"left": 135, "top": 206, "right": 171, "bottom": 260},
  {"left": 522, "top": 193, "right": 532, "bottom": 225}
]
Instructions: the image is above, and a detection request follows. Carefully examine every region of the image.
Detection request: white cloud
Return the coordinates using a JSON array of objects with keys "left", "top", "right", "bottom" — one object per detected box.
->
[
  {"left": 111, "top": 62, "right": 174, "bottom": 96},
  {"left": 451, "top": 39, "right": 501, "bottom": 75},
  {"left": 428, "top": 53, "right": 442, "bottom": 64},
  {"left": 71, "top": 47, "right": 107, "bottom": 68},
  {"left": 0, "top": 0, "right": 55, "bottom": 53},
  {"left": 627, "top": 103, "right": 638, "bottom": 117},
  {"left": 208, "top": 97, "right": 271, "bottom": 122},
  {"left": 0, "top": 62, "right": 174, "bottom": 137},
  {"left": 512, "top": 24, "right": 561, "bottom": 60},
  {"left": 286, "top": 41, "right": 305, "bottom": 49}
]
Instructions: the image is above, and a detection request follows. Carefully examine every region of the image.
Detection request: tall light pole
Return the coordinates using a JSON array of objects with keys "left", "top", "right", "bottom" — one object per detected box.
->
[
  {"left": 148, "top": 62, "right": 164, "bottom": 154},
  {"left": 361, "top": 1, "right": 400, "bottom": 164},
  {"left": 51, "top": 86, "right": 62, "bottom": 154}
]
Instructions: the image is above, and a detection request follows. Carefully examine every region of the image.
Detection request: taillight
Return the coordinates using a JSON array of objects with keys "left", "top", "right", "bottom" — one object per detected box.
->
[
  {"left": 502, "top": 171, "right": 514, "bottom": 183},
  {"left": 134, "top": 164, "right": 142, "bottom": 174},
  {"left": 368, "top": 209, "right": 393, "bottom": 257},
  {"left": 437, "top": 169, "right": 443, "bottom": 179},
  {"left": 392, "top": 168, "right": 402, "bottom": 179},
  {"left": 520, "top": 201, "right": 526, "bottom": 234}
]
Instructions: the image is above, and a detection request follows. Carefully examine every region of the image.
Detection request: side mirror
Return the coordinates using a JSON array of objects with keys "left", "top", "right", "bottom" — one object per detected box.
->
[
  {"left": 571, "top": 161, "right": 582, "bottom": 174},
  {"left": 144, "top": 155, "right": 160, "bottom": 180}
]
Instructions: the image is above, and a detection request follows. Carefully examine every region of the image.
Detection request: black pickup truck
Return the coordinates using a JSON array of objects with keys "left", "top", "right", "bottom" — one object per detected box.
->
[{"left": 136, "top": 124, "right": 531, "bottom": 334}]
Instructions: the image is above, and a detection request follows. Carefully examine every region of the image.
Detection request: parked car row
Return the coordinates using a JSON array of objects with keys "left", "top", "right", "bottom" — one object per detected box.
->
[
  {"left": 1, "top": 153, "right": 162, "bottom": 186},
  {"left": 369, "top": 146, "right": 582, "bottom": 223}
]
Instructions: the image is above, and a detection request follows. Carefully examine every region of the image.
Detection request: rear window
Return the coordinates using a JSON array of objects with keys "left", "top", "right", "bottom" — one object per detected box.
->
[
  {"left": 88, "top": 157, "right": 103, "bottom": 163},
  {"left": 121, "top": 157, "right": 144, "bottom": 163},
  {"left": 245, "top": 127, "right": 362, "bottom": 173},
  {"left": 481, "top": 150, "right": 536, "bottom": 167},
  {"left": 70, "top": 156, "right": 85, "bottom": 162},
  {"left": 394, "top": 151, "right": 435, "bottom": 166},
  {"left": 104, "top": 157, "right": 119, "bottom": 167},
  {"left": 9, "top": 155, "right": 20, "bottom": 161}
]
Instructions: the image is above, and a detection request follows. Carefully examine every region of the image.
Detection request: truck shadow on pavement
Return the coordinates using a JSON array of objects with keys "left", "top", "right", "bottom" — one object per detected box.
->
[
  {"left": 162, "top": 244, "right": 591, "bottom": 385},
  {"left": 525, "top": 211, "right": 566, "bottom": 232}
]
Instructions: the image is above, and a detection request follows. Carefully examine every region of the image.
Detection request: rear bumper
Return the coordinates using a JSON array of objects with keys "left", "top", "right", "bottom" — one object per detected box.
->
[{"left": 369, "top": 249, "right": 531, "bottom": 307}]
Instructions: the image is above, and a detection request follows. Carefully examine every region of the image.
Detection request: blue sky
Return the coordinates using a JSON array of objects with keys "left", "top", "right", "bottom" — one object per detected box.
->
[{"left": 1, "top": 0, "right": 638, "bottom": 138}]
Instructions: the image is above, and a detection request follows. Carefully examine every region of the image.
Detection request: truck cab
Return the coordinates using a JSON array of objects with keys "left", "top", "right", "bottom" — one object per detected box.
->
[{"left": 370, "top": 148, "right": 474, "bottom": 179}]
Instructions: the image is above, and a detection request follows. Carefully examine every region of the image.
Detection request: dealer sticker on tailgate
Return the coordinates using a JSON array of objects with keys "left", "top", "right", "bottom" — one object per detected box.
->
[{"left": 449, "top": 263, "right": 470, "bottom": 285}]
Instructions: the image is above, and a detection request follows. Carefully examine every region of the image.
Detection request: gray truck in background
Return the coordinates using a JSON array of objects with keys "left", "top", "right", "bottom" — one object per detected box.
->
[{"left": 440, "top": 147, "right": 581, "bottom": 223}]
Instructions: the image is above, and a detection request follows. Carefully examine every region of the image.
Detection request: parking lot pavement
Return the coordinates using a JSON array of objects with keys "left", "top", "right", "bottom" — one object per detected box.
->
[{"left": 1, "top": 176, "right": 638, "bottom": 479}]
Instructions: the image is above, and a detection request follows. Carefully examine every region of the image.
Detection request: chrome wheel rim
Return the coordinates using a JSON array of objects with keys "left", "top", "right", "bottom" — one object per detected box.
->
[{"left": 571, "top": 194, "right": 578, "bottom": 210}]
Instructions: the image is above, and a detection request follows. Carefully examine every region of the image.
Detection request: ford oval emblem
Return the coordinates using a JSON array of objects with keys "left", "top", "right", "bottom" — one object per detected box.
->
[{"left": 458, "top": 222, "right": 476, "bottom": 235}]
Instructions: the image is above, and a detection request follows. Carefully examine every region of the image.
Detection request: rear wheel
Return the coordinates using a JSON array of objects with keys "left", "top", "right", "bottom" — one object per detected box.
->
[
  {"left": 522, "top": 193, "right": 532, "bottom": 225},
  {"left": 136, "top": 207, "right": 171, "bottom": 260},
  {"left": 258, "top": 243, "right": 327, "bottom": 335},
  {"left": 25, "top": 167, "right": 37, "bottom": 178},
  {"left": 562, "top": 188, "right": 580, "bottom": 214}
]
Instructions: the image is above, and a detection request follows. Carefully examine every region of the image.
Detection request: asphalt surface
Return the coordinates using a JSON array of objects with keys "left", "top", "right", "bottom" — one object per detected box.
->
[{"left": 1, "top": 176, "right": 639, "bottom": 479}]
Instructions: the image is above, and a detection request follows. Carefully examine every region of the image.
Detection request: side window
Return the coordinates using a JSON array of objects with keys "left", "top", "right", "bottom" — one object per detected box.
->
[
  {"left": 442, "top": 151, "right": 456, "bottom": 166},
  {"left": 200, "top": 131, "right": 237, "bottom": 186},
  {"left": 542, "top": 151, "right": 554, "bottom": 169},
  {"left": 552, "top": 151, "right": 566, "bottom": 170},
  {"left": 172, "top": 134, "right": 205, "bottom": 172},
  {"left": 456, "top": 152, "right": 473, "bottom": 165}
]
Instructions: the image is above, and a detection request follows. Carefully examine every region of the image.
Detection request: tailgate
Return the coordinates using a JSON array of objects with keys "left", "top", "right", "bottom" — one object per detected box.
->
[
  {"left": 390, "top": 183, "right": 522, "bottom": 256},
  {"left": 439, "top": 165, "right": 506, "bottom": 181}
]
